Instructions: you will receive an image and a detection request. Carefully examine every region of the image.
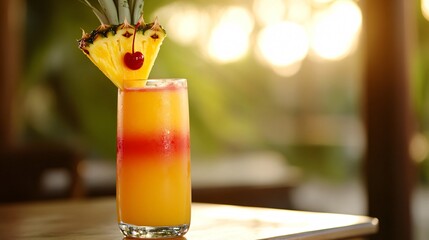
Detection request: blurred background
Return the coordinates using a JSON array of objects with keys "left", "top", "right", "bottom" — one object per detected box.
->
[{"left": 1, "top": 0, "right": 429, "bottom": 239}]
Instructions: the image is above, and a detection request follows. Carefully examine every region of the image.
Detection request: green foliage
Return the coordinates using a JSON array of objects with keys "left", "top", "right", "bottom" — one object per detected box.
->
[{"left": 23, "top": 0, "right": 366, "bottom": 181}]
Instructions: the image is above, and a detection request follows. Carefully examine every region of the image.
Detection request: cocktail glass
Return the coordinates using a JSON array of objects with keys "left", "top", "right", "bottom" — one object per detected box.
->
[{"left": 116, "top": 79, "right": 191, "bottom": 238}]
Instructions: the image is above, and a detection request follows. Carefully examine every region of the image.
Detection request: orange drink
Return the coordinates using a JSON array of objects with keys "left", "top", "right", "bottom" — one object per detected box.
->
[
  {"left": 77, "top": 1, "right": 176, "bottom": 238},
  {"left": 116, "top": 79, "right": 191, "bottom": 238}
]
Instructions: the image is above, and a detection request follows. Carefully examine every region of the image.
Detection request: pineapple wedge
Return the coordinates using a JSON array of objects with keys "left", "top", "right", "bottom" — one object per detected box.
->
[{"left": 78, "top": 0, "right": 166, "bottom": 89}]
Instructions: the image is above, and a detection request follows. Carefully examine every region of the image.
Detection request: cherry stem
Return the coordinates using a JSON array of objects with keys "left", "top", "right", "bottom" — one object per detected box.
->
[{"left": 132, "top": 22, "right": 140, "bottom": 54}]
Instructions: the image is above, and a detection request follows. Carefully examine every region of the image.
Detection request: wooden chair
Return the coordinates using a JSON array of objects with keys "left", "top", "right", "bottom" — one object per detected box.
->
[{"left": 0, "top": 142, "right": 84, "bottom": 203}]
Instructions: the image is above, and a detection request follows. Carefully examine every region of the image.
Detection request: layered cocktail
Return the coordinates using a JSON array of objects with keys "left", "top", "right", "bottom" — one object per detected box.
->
[
  {"left": 77, "top": 1, "right": 191, "bottom": 238},
  {"left": 117, "top": 79, "right": 191, "bottom": 237}
]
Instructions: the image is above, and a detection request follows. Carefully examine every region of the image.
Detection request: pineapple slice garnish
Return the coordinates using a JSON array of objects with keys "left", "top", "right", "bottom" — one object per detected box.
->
[{"left": 78, "top": 0, "right": 166, "bottom": 89}]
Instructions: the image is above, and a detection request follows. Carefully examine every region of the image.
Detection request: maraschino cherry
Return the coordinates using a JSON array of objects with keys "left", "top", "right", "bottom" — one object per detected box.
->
[
  {"left": 124, "top": 22, "right": 144, "bottom": 70},
  {"left": 124, "top": 51, "right": 143, "bottom": 70}
]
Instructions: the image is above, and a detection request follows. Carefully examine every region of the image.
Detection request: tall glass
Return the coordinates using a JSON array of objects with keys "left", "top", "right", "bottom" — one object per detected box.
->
[{"left": 116, "top": 79, "right": 191, "bottom": 238}]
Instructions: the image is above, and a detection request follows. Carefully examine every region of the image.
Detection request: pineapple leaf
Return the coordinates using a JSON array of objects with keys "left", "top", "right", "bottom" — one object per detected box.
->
[
  {"left": 132, "top": 0, "right": 144, "bottom": 24},
  {"left": 98, "top": 0, "right": 119, "bottom": 24},
  {"left": 118, "top": 0, "right": 131, "bottom": 23},
  {"left": 79, "top": 0, "right": 109, "bottom": 24},
  {"left": 128, "top": 0, "right": 135, "bottom": 22},
  {"left": 129, "top": 1, "right": 135, "bottom": 11},
  {"left": 80, "top": 0, "right": 144, "bottom": 25},
  {"left": 93, "top": 8, "right": 110, "bottom": 25}
]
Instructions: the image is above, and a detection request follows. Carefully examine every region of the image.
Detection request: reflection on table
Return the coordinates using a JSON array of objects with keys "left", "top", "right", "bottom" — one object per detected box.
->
[{"left": 0, "top": 197, "right": 378, "bottom": 240}]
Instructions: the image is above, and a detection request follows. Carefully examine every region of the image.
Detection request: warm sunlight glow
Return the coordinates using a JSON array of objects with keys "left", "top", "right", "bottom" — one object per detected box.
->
[
  {"left": 310, "top": 0, "right": 362, "bottom": 60},
  {"left": 253, "top": 0, "right": 286, "bottom": 25},
  {"left": 422, "top": 0, "right": 429, "bottom": 21},
  {"left": 311, "top": 0, "right": 335, "bottom": 6},
  {"left": 155, "top": 3, "right": 207, "bottom": 45},
  {"left": 155, "top": 0, "right": 363, "bottom": 69},
  {"left": 208, "top": 7, "right": 254, "bottom": 63},
  {"left": 257, "top": 21, "right": 309, "bottom": 67},
  {"left": 287, "top": 0, "right": 312, "bottom": 23},
  {"left": 272, "top": 61, "right": 303, "bottom": 77}
]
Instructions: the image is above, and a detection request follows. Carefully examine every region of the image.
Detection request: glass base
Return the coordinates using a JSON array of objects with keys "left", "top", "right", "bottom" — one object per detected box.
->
[{"left": 118, "top": 222, "right": 189, "bottom": 239}]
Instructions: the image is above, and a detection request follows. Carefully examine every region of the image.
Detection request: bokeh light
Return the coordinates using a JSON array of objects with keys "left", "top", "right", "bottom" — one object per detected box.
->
[
  {"left": 272, "top": 61, "right": 303, "bottom": 77},
  {"left": 310, "top": 0, "right": 362, "bottom": 60},
  {"left": 287, "top": 0, "right": 312, "bottom": 23},
  {"left": 422, "top": 0, "right": 429, "bottom": 21},
  {"left": 311, "top": 0, "right": 335, "bottom": 6},
  {"left": 253, "top": 0, "right": 286, "bottom": 26},
  {"left": 155, "top": 0, "right": 363, "bottom": 72},
  {"left": 410, "top": 133, "right": 429, "bottom": 164},
  {"left": 257, "top": 21, "right": 309, "bottom": 67},
  {"left": 207, "top": 6, "right": 254, "bottom": 63},
  {"left": 155, "top": 3, "right": 208, "bottom": 46}
]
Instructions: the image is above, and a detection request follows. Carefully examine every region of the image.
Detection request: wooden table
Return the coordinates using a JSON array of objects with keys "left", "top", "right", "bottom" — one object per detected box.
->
[{"left": 0, "top": 198, "right": 378, "bottom": 240}]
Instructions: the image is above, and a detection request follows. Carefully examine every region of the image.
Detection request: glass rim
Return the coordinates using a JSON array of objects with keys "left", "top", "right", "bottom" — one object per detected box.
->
[{"left": 122, "top": 78, "right": 187, "bottom": 90}]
